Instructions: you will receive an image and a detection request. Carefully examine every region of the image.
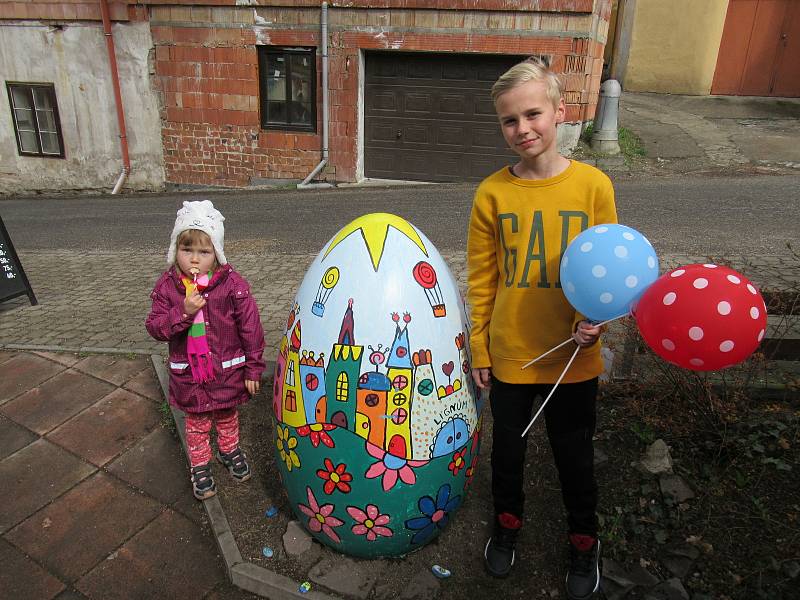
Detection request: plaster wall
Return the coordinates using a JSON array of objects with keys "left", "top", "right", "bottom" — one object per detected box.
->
[
  {"left": 624, "top": 0, "right": 728, "bottom": 94},
  {"left": 0, "top": 22, "right": 164, "bottom": 194}
]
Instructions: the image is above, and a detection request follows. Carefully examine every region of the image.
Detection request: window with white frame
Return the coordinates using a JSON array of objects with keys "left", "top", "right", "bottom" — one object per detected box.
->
[{"left": 6, "top": 83, "right": 64, "bottom": 158}]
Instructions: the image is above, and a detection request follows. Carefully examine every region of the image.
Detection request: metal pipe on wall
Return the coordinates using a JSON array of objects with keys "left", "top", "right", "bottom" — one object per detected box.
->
[
  {"left": 298, "top": 1, "right": 332, "bottom": 190},
  {"left": 99, "top": 0, "right": 131, "bottom": 194}
]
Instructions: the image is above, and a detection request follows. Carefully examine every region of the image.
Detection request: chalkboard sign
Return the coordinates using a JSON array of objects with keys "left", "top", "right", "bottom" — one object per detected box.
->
[{"left": 0, "top": 215, "right": 37, "bottom": 305}]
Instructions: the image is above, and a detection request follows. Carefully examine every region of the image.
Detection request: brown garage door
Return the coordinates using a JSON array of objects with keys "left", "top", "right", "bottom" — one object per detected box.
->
[{"left": 364, "top": 51, "right": 522, "bottom": 183}]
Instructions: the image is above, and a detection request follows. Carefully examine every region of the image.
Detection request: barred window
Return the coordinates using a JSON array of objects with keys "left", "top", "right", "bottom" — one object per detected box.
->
[
  {"left": 258, "top": 46, "right": 316, "bottom": 132},
  {"left": 7, "top": 83, "right": 64, "bottom": 158},
  {"left": 336, "top": 372, "right": 349, "bottom": 402}
]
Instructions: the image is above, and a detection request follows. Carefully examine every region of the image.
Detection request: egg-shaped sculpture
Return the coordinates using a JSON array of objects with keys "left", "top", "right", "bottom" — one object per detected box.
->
[{"left": 272, "top": 213, "right": 481, "bottom": 557}]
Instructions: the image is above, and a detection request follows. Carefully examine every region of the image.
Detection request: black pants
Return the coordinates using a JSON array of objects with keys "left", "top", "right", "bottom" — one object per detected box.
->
[{"left": 490, "top": 376, "right": 599, "bottom": 536}]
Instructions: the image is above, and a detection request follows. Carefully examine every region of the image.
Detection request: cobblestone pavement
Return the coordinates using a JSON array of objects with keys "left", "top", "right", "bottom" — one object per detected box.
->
[{"left": 1, "top": 249, "right": 796, "bottom": 356}]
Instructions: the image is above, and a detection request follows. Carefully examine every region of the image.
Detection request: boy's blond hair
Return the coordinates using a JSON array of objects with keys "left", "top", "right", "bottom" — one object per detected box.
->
[{"left": 491, "top": 56, "right": 563, "bottom": 109}]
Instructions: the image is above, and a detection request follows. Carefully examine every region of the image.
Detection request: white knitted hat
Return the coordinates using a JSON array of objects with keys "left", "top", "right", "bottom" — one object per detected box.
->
[{"left": 166, "top": 200, "right": 227, "bottom": 266}]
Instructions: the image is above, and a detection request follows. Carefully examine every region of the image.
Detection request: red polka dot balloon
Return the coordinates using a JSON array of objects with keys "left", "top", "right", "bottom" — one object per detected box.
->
[{"left": 633, "top": 264, "right": 767, "bottom": 371}]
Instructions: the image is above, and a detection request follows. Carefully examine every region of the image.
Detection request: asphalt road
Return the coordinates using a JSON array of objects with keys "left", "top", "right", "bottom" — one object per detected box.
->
[{"left": 1, "top": 174, "right": 798, "bottom": 256}]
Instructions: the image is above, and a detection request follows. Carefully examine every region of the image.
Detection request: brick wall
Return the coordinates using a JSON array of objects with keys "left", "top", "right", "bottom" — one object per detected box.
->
[
  {"left": 149, "top": 0, "right": 610, "bottom": 187},
  {"left": 0, "top": 1, "right": 143, "bottom": 22}
]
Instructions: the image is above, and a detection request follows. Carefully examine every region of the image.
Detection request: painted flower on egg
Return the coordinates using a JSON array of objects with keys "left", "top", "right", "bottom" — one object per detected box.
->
[{"left": 272, "top": 213, "right": 480, "bottom": 557}]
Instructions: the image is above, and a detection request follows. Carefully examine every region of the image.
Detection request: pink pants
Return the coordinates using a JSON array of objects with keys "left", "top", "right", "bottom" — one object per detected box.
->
[{"left": 184, "top": 408, "right": 240, "bottom": 468}]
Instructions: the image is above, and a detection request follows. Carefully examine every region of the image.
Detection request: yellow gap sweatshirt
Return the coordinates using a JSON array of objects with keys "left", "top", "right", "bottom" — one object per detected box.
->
[{"left": 467, "top": 160, "right": 618, "bottom": 384}]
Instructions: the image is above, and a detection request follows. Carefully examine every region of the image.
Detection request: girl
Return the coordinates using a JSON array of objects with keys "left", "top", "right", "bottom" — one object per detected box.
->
[{"left": 146, "top": 200, "right": 266, "bottom": 500}]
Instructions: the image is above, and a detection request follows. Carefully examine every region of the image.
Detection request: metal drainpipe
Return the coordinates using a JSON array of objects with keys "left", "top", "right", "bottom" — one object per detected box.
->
[
  {"left": 100, "top": 0, "right": 131, "bottom": 194},
  {"left": 297, "top": 1, "right": 332, "bottom": 189}
]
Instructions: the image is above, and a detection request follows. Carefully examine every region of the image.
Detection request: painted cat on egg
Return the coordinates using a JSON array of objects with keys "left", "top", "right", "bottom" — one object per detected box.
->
[{"left": 272, "top": 213, "right": 481, "bottom": 558}]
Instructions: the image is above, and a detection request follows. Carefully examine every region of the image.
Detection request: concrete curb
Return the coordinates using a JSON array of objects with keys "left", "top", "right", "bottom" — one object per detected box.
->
[
  {"left": 150, "top": 355, "right": 338, "bottom": 600},
  {"left": 0, "top": 343, "right": 163, "bottom": 356}
]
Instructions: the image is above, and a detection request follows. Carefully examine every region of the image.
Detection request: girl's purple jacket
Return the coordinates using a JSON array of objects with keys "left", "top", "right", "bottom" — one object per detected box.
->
[{"left": 146, "top": 265, "right": 266, "bottom": 414}]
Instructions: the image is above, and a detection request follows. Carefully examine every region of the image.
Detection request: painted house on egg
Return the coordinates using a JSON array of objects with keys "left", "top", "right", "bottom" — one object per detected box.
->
[
  {"left": 383, "top": 313, "right": 414, "bottom": 459},
  {"left": 275, "top": 298, "right": 477, "bottom": 460},
  {"left": 325, "top": 299, "right": 363, "bottom": 430}
]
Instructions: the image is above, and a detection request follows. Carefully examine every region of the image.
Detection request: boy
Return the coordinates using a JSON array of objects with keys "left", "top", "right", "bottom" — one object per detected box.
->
[{"left": 467, "top": 58, "right": 617, "bottom": 599}]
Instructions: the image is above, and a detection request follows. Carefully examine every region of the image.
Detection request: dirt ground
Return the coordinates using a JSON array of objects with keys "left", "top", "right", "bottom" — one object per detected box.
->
[
  {"left": 214, "top": 354, "right": 799, "bottom": 600},
  {"left": 218, "top": 386, "right": 586, "bottom": 599}
]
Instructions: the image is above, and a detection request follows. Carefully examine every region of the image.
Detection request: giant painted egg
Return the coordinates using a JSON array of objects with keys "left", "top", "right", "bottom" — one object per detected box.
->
[{"left": 272, "top": 213, "right": 481, "bottom": 557}]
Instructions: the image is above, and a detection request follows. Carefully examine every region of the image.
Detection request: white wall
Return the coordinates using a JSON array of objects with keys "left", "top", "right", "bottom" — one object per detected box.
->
[{"left": 0, "top": 21, "right": 164, "bottom": 194}]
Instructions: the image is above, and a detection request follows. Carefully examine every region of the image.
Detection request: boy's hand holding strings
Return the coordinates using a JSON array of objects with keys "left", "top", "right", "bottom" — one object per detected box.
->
[{"left": 572, "top": 320, "right": 601, "bottom": 348}]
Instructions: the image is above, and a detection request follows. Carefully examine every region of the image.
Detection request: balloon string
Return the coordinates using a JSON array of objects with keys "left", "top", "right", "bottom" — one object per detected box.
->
[
  {"left": 520, "top": 314, "right": 627, "bottom": 369},
  {"left": 521, "top": 344, "right": 581, "bottom": 437},
  {"left": 521, "top": 337, "right": 573, "bottom": 369},
  {"left": 592, "top": 314, "right": 626, "bottom": 328}
]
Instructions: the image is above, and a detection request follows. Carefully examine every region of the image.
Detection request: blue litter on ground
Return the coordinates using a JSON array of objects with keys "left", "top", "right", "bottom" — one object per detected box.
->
[
  {"left": 431, "top": 564, "right": 451, "bottom": 578},
  {"left": 262, "top": 546, "right": 273, "bottom": 558},
  {"left": 299, "top": 581, "right": 312, "bottom": 593},
  {"left": 265, "top": 506, "right": 278, "bottom": 518}
]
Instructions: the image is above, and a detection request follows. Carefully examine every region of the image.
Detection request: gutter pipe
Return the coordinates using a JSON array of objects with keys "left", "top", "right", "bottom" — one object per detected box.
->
[
  {"left": 297, "top": 1, "right": 333, "bottom": 189},
  {"left": 100, "top": 0, "right": 131, "bottom": 194}
]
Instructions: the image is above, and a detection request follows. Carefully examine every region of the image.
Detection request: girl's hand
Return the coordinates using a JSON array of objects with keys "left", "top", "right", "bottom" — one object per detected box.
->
[
  {"left": 472, "top": 367, "right": 492, "bottom": 390},
  {"left": 183, "top": 291, "right": 206, "bottom": 316},
  {"left": 573, "top": 320, "right": 601, "bottom": 347},
  {"left": 245, "top": 379, "right": 260, "bottom": 396}
]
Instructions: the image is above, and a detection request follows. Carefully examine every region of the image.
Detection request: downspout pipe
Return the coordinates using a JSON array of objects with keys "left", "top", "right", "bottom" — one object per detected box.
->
[
  {"left": 100, "top": 0, "right": 131, "bottom": 194},
  {"left": 298, "top": 1, "right": 333, "bottom": 189}
]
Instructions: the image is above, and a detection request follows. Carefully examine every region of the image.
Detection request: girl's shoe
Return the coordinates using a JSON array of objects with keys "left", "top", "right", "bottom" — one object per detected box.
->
[
  {"left": 217, "top": 447, "right": 251, "bottom": 482},
  {"left": 190, "top": 463, "right": 217, "bottom": 500}
]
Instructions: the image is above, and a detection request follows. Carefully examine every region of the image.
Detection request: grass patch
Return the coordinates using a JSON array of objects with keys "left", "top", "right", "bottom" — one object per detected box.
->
[
  {"left": 618, "top": 126, "right": 647, "bottom": 158},
  {"left": 573, "top": 122, "right": 647, "bottom": 166},
  {"left": 159, "top": 400, "right": 177, "bottom": 436}
]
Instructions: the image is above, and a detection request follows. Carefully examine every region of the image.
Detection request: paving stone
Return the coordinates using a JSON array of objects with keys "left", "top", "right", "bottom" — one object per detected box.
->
[
  {"left": 122, "top": 364, "right": 163, "bottom": 402},
  {"left": 308, "top": 555, "right": 384, "bottom": 599},
  {"left": 659, "top": 474, "right": 695, "bottom": 503},
  {"left": 594, "top": 445, "right": 609, "bottom": 466},
  {"left": 638, "top": 439, "right": 673, "bottom": 475},
  {"left": 107, "top": 427, "right": 188, "bottom": 504},
  {"left": 602, "top": 557, "right": 660, "bottom": 589},
  {"left": 399, "top": 568, "right": 440, "bottom": 600},
  {"left": 1, "top": 369, "right": 115, "bottom": 435},
  {"left": 0, "top": 438, "right": 96, "bottom": 533},
  {"left": 644, "top": 577, "right": 689, "bottom": 600},
  {"left": 47, "top": 388, "right": 161, "bottom": 467},
  {"left": 661, "top": 554, "right": 694, "bottom": 579},
  {"left": 283, "top": 519, "right": 313, "bottom": 556},
  {"left": 33, "top": 351, "right": 82, "bottom": 367},
  {"left": 171, "top": 488, "right": 208, "bottom": 525},
  {"left": 76, "top": 509, "right": 224, "bottom": 600},
  {"left": 0, "top": 415, "right": 37, "bottom": 460},
  {"left": 0, "top": 353, "right": 65, "bottom": 405},
  {"left": 53, "top": 589, "right": 90, "bottom": 600},
  {"left": 601, "top": 577, "right": 636, "bottom": 600},
  {"left": 6, "top": 472, "right": 161, "bottom": 582},
  {"left": 661, "top": 542, "right": 700, "bottom": 579},
  {"left": 0, "top": 538, "right": 65, "bottom": 599},
  {"left": 204, "top": 581, "right": 263, "bottom": 599},
  {"left": 73, "top": 354, "right": 149, "bottom": 386}
]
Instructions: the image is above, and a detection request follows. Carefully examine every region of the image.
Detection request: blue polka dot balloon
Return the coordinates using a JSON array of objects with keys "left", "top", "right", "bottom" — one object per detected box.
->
[{"left": 560, "top": 224, "right": 659, "bottom": 322}]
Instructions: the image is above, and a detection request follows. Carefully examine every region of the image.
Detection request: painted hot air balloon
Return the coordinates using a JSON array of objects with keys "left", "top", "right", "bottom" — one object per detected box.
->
[
  {"left": 413, "top": 261, "right": 446, "bottom": 317},
  {"left": 312, "top": 266, "right": 340, "bottom": 317}
]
